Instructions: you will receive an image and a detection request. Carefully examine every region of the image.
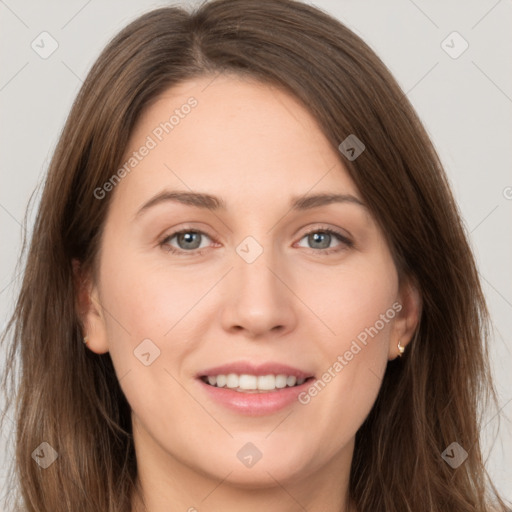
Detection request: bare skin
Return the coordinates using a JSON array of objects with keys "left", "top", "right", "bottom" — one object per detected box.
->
[{"left": 80, "top": 74, "right": 421, "bottom": 512}]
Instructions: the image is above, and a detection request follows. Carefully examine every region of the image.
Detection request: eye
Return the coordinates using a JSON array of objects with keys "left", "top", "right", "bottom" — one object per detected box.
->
[
  {"left": 296, "top": 228, "right": 353, "bottom": 254},
  {"left": 159, "top": 226, "right": 353, "bottom": 256},
  {"left": 161, "top": 229, "right": 213, "bottom": 254}
]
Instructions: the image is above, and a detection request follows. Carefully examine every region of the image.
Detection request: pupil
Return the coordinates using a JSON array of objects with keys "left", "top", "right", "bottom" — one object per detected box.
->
[
  {"left": 178, "top": 232, "right": 201, "bottom": 249},
  {"left": 310, "top": 232, "right": 330, "bottom": 249}
]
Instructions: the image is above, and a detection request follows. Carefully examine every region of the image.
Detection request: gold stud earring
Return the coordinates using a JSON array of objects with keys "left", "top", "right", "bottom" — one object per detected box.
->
[
  {"left": 397, "top": 340, "right": 405, "bottom": 356},
  {"left": 83, "top": 335, "right": 89, "bottom": 344}
]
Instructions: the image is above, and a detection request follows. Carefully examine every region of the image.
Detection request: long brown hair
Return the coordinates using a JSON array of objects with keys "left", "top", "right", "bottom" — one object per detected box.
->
[{"left": 1, "top": 0, "right": 509, "bottom": 510}]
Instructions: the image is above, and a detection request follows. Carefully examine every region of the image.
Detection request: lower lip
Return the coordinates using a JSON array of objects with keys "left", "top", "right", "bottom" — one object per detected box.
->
[{"left": 197, "top": 378, "right": 314, "bottom": 416}]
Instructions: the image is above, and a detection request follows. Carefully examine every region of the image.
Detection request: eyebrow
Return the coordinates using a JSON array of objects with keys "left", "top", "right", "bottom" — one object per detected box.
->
[{"left": 134, "top": 190, "right": 366, "bottom": 219}]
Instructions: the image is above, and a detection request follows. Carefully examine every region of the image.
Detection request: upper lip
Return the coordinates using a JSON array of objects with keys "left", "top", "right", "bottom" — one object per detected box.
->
[{"left": 197, "top": 361, "right": 315, "bottom": 380}]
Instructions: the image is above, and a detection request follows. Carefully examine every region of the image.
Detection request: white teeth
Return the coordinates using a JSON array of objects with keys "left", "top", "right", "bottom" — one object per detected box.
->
[
  {"left": 258, "top": 375, "right": 275, "bottom": 390},
  {"left": 275, "top": 375, "right": 287, "bottom": 388},
  {"left": 239, "top": 374, "right": 258, "bottom": 389},
  {"left": 203, "top": 373, "right": 309, "bottom": 391},
  {"left": 226, "top": 373, "right": 238, "bottom": 388}
]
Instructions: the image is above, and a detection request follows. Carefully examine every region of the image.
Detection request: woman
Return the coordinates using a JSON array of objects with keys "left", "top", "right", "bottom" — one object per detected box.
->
[{"left": 1, "top": 0, "right": 509, "bottom": 510}]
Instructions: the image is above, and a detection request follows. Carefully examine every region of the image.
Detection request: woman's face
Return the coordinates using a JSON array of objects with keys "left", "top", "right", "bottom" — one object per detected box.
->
[{"left": 84, "top": 74, "right": 419, "bottom": 495}]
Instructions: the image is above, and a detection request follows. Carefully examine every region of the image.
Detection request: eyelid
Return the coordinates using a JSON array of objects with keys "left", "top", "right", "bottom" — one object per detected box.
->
[
  {"left": 294, "top": 225, "right": 354, "bottom": 253},
  {"left": 159, "top": 225, "right": 217, "bottom": 255},
  {"left": 296, "top": 223, "right": 352, "bottom": 243}
]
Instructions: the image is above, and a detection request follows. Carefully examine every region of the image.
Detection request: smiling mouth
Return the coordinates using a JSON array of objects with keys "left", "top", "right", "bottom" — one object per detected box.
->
[{"left": 199, "top": 374, "right": 315, "bottom": 393}]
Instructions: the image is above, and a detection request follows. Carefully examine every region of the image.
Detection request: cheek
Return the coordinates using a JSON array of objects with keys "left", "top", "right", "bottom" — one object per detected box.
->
[
  {"left": 306, "top": 251, "right": 398, "bottom": 349},
  {"left": 100, "top": 250, "right": 204, "bottom": 341},
  {"left": 296, "top": 253, "right": 397, "bottom": 430},
  {"left": 96, "top": 246, "right": 217, "bottom": 413},
  {"left": 96, "top": 257, "right": 200, "bottom": 425}
]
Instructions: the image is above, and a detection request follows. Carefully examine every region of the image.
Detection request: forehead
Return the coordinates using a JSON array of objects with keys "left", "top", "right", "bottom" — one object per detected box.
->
[{"left": 108, "top": 74, "right": 361, "bottom": 215}]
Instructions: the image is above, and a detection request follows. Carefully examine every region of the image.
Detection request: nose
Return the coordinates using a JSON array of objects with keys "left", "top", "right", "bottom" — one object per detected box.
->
[{"left": 219, "top": 244, "right": 298, "bottom": 339}]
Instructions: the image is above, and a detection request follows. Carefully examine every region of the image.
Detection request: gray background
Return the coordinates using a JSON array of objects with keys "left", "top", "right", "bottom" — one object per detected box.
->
[{"left": 1, "top": 0, "right": 511, "bottom": 505}]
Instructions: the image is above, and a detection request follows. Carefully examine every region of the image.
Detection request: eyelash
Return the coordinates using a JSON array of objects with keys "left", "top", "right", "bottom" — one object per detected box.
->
[{"left": 159, "top": 225, "right": 353, "bottom": 257}]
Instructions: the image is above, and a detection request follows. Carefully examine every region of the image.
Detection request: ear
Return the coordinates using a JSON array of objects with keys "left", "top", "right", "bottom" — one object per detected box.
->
[
  {"left": 388, "top": 275, "right": 422, "bottom": 360},
  {"left": 72, "top": 259, "right": 110, "bottom": 354}
]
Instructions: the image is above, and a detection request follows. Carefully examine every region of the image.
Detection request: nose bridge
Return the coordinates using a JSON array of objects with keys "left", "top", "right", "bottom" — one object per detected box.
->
[
  {"left": 220, "top": 233, "right": 297, "bottom": 335},
  {"left": 234, "top": 234, "right": 283, "bottom": 306}
]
